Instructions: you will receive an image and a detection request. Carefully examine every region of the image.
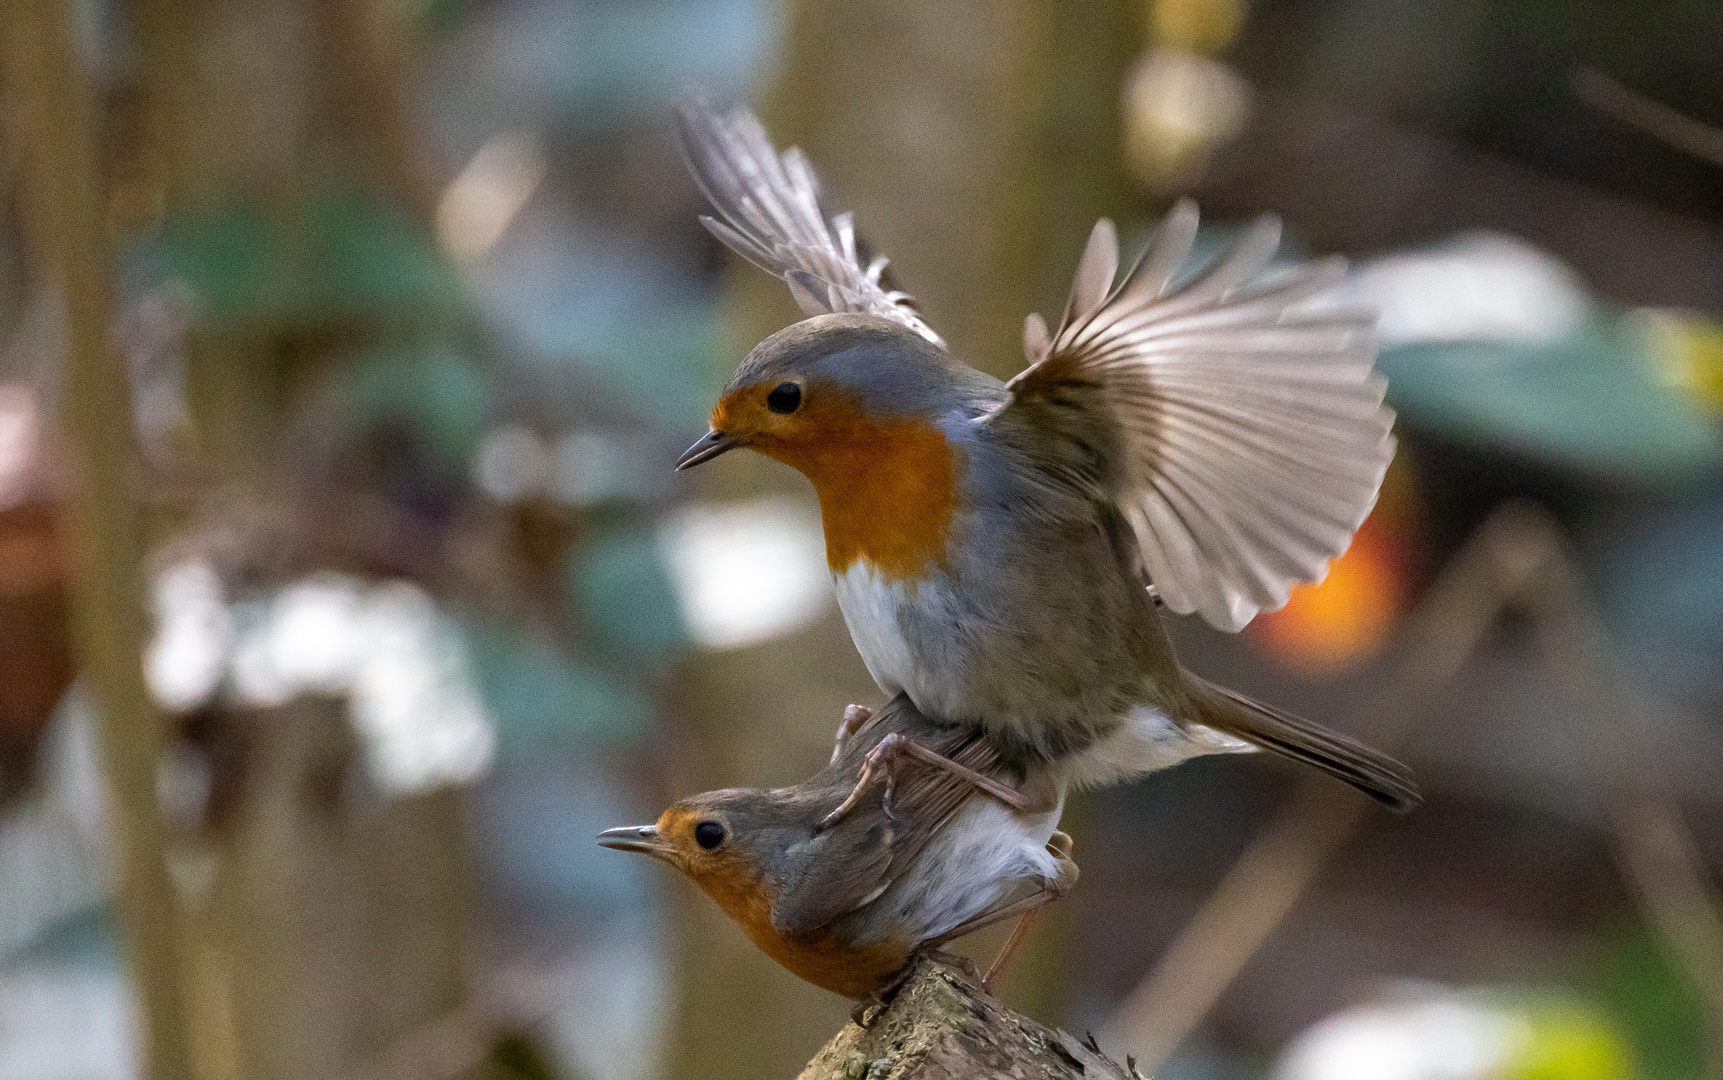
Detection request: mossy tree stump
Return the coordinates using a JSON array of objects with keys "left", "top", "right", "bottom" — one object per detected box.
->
[{"left": 797, "top": 957, "right": 1145, "bottom": 1080}]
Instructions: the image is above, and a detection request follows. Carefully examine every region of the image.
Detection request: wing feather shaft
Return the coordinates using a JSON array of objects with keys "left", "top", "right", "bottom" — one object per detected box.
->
[
  {"left": 677, "top": 97, "right": 942, "bottom": 344},
  {"left": 995, "top": 200, "right": 1394, "bottom": 631}
]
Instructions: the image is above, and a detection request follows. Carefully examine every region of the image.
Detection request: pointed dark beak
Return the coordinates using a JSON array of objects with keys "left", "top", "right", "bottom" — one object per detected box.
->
[
  {"left": 597, "top": 824, "right": 664, "bottom": 856},
  {"left": 676, "top": 428, "right": 739, "bottom": 470}
]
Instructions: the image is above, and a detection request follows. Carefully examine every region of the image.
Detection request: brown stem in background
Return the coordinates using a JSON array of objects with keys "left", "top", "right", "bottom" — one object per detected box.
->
[
  {"left": 1523, "top": 524, "right": 1723, "bottom": 1080},
  {"left": 318, "top": 0, "right": 441, "bottom": 221},
  {"left": 1103, "top": 502, "right": 1723, "bottom": 1077},
  {"left": 1572, "top": 67, "right": 1723, "bottom": 172},
  {"left": 0, "top": 2, "right": 196, "bottom": 1078},
  {"left": 1099, "top": 502, "right": 1555, "bottom": 1068}
]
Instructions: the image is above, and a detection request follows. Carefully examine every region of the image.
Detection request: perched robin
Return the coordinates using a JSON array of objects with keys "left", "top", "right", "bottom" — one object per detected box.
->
[
  {"left": 674, "top": 98, "right": 1418, "bottom": 810},
  {"left": 599, "top": 694, "right": 1079, "bottom": 1017}
]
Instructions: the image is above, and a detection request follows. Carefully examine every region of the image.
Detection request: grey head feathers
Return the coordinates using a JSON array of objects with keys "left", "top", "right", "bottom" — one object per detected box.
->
[{"left": 729, "top": 313, "right": 1004, "bottom": 420}]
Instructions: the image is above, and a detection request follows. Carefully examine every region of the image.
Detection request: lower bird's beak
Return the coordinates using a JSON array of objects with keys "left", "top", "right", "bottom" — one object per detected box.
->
[
  {"left": 676, "top": 428, "right": 739, "bottom": 470},
  {"left": 597, "top": 824, "right": 665, "bottom": 857}
]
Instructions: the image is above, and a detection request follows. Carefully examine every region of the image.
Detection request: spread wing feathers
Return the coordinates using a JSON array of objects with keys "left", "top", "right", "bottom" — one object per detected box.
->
[
  {"left": 768, "top": 696, "right": 1002, "bottom": 935},
  {"left": 1000, "top": 198, "right": 1394, "bottom": 631},
  {"left": 676, "top": 97, "right": 943, "bottom": 346}
]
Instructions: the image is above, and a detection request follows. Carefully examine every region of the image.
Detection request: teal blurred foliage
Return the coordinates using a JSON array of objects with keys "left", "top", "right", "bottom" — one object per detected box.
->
[
  {"left": 564, "top": 524, "right": 689, "bottom": 664},
  {"left": 474, "top": 244, "right": 726, "bottom": 435},
  {"left": 1379, "top": 314, "right": 1723, "bottom": 488},
  {"left": 532, "top": 0, "right": 776, "bottom": 128},
  {"left": 398, "top": 0, "right": 469, "bottom": 36},
  {"left": 145, "top": 185, "right": 460, "bottom": 325},
  {"left": 1594, "top": 490, "right": 1723, "bottom": 685},
  {"left": 461, "top": 613, "right": 652, "bottom": 753},
  {"left": 1589, "top": 916, "right": 1711, "bottom": 1080},
  {"left": 144, "top": 177, "right": 681, "bottom": 756},
  {"left": 343, "top": 344, "right": 490, "bottom": 465}
]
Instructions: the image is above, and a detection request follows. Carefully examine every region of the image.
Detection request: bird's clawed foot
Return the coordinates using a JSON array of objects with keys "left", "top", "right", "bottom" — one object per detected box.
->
[
  {"left": 830, "top": 703, "right": 873, "bottom": 764},
  {"left": 818, "top": 732, "right": 1033, "bottom": 832},
  {"left": 923, "top": 948, "right": 985, "bottom": 985},
  {"left": 851, "top": 959, "right": 919, "bottom": 1028}
]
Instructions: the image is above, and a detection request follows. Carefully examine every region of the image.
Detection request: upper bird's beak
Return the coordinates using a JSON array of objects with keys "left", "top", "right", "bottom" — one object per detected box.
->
[
  {"left": 597, "top": 824, "right": 665, "bottom": 857},
  {"left": 676, "top": 428, "right": 739, "bottom": 470}
]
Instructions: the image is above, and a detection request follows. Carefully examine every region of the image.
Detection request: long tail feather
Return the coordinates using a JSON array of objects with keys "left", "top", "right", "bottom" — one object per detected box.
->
[{"left": 1185, "top": 675, "right": 1420, "bottom": 812}]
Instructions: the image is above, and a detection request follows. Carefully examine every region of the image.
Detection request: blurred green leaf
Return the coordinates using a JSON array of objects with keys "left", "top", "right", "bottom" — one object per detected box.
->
[
  {"left": 1381, "top": 314, "right": 1723, "bottom": 487},
  {"left": 148, "top": 200, "right": 275, "bottom": 320},
  {"left": 462, "top": 616, "right": 651, "bottom": 749},
  {"left": 147, "top": 186, "right": 458, "bottom": 326},
  {"left": 396, "top": 0, "right": 468, "bottom": 35},
  {"left": 1508, "top": 998, "right": 1637, "bottom": 1080},
  {"left": 1590, "top": 917, "right": 1710, "bottom": 1080},
  {"left": 309, "top": 188, "right": 458, "bottom": 317},
  {"left": 343, "top": 344, "right": 490, "bottom": 464},
  {"left": 565, "top": 525, "right": 688, "bottom": 662}
]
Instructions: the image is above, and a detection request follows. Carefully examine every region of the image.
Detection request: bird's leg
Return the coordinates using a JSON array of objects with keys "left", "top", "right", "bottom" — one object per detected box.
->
[
  {"left": 830, "top": 703, "right": 874, "bottom": 764},
  {"left": 851, "top": 959, "right": 919, "bottom": 1028},
  {"left": 817, "top": 732, "right": 1033, "bottom": 831},
  {"left": 854, "top": 948, "right": 987, "bottom": 1028},
  {"left": 920, "top": 831, "right": 1080, "bottom": 981},
  {"left": 981, "top": 909, "right": 1043, "bottom": 994},
  {"left": 980, "top": 832, "right": 1076, "bottom": 994}
]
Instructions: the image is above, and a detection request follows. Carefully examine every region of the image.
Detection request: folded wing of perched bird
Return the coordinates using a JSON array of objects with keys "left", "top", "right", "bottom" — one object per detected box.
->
[{"left": 598, "top": 694, "right": 1072, "bottom": 1005}]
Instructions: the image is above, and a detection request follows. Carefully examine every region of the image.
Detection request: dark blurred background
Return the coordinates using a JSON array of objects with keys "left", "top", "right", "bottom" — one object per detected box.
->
[{"left": 0, "top": 0, "right": 1719, "bottom": 1078}]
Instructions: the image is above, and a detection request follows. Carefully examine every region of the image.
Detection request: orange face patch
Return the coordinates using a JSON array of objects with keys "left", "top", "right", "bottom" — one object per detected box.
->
[
  {"left": 713, "top": 381, "right": 963, "bottom": 582},
  {"left": 659, "top": 802, "right": 913, "bottom": 998}
]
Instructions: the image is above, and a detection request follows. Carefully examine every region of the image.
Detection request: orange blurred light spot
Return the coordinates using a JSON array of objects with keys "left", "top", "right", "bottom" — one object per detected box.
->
[{"left": 1247, "top": 510, "right": 1406, "bottom": 675}]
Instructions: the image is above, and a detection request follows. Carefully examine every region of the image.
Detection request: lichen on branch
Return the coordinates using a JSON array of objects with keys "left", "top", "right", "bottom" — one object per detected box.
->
[{"left": 797, "top": 957, "right": 1144, "bottom": 1080}]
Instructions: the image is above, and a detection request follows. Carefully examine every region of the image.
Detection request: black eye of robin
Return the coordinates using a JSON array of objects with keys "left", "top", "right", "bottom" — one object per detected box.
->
[
  {"left": 694, "top": 821, "right": 726, "bottom": 850},
  {"left": 766, "top": 382, "right": 802, "bottom": 414}
]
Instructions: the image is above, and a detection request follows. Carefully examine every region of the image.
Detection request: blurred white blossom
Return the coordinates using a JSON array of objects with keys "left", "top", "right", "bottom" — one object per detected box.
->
[
  {"left": 1341, "top": 234, "right": 1589, "bottom": 348},
  {"left": 656, "top": 497, "right": 830, "bottom": 650},
  {"left": 147, "top": 565, "right": 494, "bottom": 794}
]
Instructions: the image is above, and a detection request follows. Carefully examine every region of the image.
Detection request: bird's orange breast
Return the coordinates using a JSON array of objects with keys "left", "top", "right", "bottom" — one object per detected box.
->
[
  {"left": 684, "top": 858, "right": 914, "bottom": 999},
  {"left": 719, "top": 387, "right": 962, "bottom": 583}
]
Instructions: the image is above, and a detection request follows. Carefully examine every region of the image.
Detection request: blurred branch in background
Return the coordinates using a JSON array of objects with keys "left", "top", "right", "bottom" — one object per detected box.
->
[
  {"left": 1100, "top": 502, "right": 1555, "bottom": 1071},
  {"left": 0, "top": 3, "right": 196, "bottom": 1080},
  {"left": 1571, "top": 68, "right": 1723, "bottom": 173},
  {"left": 1525, "top": 516, "right": 1723, "bottom": 1080},
  {"left": 1102, "top": 502, "right": 1723, "bottom": 1077}
]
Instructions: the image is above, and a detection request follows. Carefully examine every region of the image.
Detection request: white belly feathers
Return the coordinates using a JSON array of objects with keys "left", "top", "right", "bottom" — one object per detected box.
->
[
  {"left": 832, "top": 562, "right": 919, "bottom": 696},
  {"left": 877, "top": 792, "right": 1064, "bottom": 944}
]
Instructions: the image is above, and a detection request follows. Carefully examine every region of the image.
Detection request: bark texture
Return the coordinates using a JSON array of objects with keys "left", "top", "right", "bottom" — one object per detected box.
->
[{"left": 797, "top": 957, "right": 1144, "bottom": 1080}]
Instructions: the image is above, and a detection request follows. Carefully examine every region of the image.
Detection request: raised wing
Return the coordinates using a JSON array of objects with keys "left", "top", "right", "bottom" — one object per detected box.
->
[
  {"left": 676, "top": 97, "right": 942, "bottom": 345},
  {"left": 999, "top": 200, "right": 1393, "bottom": 632}
]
